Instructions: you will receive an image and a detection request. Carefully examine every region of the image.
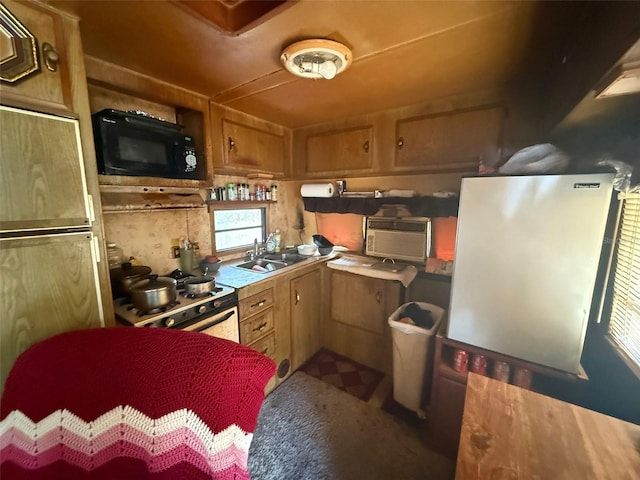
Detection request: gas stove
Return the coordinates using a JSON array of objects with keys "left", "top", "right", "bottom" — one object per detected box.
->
[{"left": 114, "top": 283, "right": 237, "bottom": 329}]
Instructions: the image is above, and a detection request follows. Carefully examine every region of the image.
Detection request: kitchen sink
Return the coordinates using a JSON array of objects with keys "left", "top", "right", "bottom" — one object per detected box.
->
[
  {"left": 263, "top": 253, "right": 308, "bottom": 264},
  {"left": 235, "top": 259, "right": 287, "bottom": 273},
  {"left": 235, "top": 253, "right": 309, "bottom": 273}
]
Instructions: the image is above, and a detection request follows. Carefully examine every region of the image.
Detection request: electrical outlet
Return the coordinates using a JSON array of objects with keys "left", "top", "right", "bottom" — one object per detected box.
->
[{"left": 172, "top": 246, "right": 181, "bottom": 258}]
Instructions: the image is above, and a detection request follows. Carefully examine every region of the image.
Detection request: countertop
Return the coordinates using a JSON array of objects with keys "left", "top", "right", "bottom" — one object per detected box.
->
[
  {"left": 204, "top": 252, "right": 338, "bottom": 289},
  {"left": 456, "top": 373, "right": 640, "bottom": 480}
]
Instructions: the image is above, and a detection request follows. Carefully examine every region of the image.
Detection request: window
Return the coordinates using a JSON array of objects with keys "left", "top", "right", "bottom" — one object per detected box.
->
[
  {"left": 213, "top": 207, "right": 266, "bottom": 252},
  {"left": 608, "top": 192, "right": 640, "bottom": 369}
]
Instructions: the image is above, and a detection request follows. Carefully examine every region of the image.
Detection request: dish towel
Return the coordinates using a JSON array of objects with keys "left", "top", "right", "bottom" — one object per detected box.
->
[{"left": 327, "top": 254, "right": 418, "bottom": 287}]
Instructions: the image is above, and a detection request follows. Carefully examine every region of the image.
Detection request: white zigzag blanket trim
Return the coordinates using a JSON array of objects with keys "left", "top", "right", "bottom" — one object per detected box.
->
[{"left": 0, "top": 406, "right": 253, "bottom": 455}]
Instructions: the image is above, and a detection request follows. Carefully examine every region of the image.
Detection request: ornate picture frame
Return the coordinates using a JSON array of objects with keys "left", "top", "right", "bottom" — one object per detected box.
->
[{"left": 0, "top": 2, "right": 39, "bottom": 83}]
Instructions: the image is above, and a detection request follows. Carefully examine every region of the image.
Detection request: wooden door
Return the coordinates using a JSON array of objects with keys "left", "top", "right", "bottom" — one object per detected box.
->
[
  {"left": 0, "top": 106, "right": 91, "bottom": 232},
  {"left": 222, "top": 119, "right": 285, "bottom": 175},
  {"left": 0, "top": 232, "right": 104, "bottom": 392},
  {"left": 0, "top": 0, "right": 71, "bottom": 112},
  {"left": 306, "top": 126, "right": 372, "bottom": 174},
  {"left": 290, "top": 269, "right": 322, "bottom": 370}
]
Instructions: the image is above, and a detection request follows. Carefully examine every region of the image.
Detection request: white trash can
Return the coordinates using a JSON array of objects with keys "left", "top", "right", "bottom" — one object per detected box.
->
[{"left": 388, "top": 302, "right": 444, "bottom": 416}]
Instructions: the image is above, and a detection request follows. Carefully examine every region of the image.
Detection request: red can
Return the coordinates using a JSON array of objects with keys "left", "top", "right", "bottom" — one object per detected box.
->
[
  {"left": 470, "top": 354, "right": 488, "bottom": 376},
  {"left": 513, "top": 367, "right": 533, "bottom": 389},
  {"left": 492, "top": 361, "right": 511, "bottom": 383},
  {"left": 453, "top": 349, "right": 469, "bottom": 373}
]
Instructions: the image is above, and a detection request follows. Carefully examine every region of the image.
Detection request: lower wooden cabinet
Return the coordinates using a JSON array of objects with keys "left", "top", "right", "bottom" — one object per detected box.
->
[
  {"left": 238, "top": 281, "right": 278, "bottom": 392},
  {"left": 326, "top": 270, "right": 402, "bottom": 375},
  {"left": 290, "top": 269, "right": 322, "bottom": 371},
  {"left": 429, "top": 324, "right": 589, "bottom": 458}
]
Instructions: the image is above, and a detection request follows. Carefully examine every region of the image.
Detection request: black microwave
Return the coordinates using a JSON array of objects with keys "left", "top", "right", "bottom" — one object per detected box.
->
[{"left": 92, "top": 109, "right": 199, "bottom": 180}]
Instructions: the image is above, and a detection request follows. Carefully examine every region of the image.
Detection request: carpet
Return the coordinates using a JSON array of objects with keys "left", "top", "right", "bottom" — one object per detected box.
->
[
  {"left": 299, "top": 348, "right": 384, "bottom": 402},
  {"left": 248, "top": 372, "right": 454, "bottom": 480}
]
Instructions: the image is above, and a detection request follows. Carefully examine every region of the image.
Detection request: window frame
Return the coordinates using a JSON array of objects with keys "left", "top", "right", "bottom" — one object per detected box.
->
[
  {"left": 601, "top": 191, "right": 640, "bottom": 377},
  {"left": 211, "top": 204, "right": 267, "bottom": 255}
]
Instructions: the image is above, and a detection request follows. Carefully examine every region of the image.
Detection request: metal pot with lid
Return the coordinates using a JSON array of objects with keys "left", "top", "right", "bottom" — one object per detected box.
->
[
  {"left": 130, "top": 274, "right": 177, "bottom": 312},
  {"left": 184, "top": 274, "right": 216, "bottom": 296},
  {"left": 109, "top": 262, "right": 152, "bottom": 298}
]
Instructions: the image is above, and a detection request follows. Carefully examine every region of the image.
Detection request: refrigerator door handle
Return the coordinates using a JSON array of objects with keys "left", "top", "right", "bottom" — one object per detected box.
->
[{"left": 92, "top": 235, "right": 101, "bottom": 263}]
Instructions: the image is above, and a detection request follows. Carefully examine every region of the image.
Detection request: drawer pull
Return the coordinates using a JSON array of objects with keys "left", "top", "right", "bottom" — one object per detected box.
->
[
  {"left": 251, "top": 299, "right": 266, "bottom": 308},
  {"left": 253, "top": 322, "right": 268, "bottom": 332}
]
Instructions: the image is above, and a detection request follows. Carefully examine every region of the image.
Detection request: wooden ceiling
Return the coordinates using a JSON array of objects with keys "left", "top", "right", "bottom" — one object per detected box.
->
[{"left": 52, "top": 0, "right": 640, "bottom": 130}]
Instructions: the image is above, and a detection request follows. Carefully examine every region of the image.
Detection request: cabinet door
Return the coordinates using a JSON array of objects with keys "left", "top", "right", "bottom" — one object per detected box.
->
[
  {"left": 0, "top": 232, "right": 104, "bottom": 392},
  {"left": 0, "top": 0, "right": 71, "bottom": 111},
  {"left": 0, "top": 106, "right": 91, "bottom": 232},
  {"left": 290, "top": 270, "right": 322, "bottom": 370},
  {"left": 306, "top": 126, "right": 372, "bottom": 174},
  {"left": 331, "top": 270, "right": 389, "bottom": 334},
  {"left": 222, "top": 119, "right": 285, "bottom": 175},
  {"left": 395, "top": 106, "right": 503, "bottom": 170},
  {"left": 432, "top": 376, "right": 467, "bottom": 456}
]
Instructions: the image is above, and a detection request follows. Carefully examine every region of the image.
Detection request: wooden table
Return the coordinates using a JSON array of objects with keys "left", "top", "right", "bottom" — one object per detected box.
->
[{"left": 456, "top": 373, "right": 640, "bottom": 480}]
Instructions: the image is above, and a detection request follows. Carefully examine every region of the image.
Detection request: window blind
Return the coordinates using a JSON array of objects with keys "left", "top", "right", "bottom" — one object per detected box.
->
[{"left": 608, "top": 192, "right": 640, "bottom": 367}]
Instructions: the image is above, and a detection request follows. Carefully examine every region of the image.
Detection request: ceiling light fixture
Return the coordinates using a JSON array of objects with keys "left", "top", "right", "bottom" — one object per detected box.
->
[{"left": 280, "top": 39, "right": 352, "bottom": 80}]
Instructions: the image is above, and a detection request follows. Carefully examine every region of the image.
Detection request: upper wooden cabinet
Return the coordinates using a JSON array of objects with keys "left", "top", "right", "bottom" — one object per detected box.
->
[
  {"left": 306, "top": 126, "right": 373, "bottom": 174},
  {"left": 84, "top": 57, "right": 213, "bottom": 188},
  {"left": 220, "top": 118, "right": 286, "bottom": 176},
  {"left": 0, "top": 0, "right": 71, "bottom": 112},
  {"left": 394, "top": 106, "right": 504, "bottom": 171}
]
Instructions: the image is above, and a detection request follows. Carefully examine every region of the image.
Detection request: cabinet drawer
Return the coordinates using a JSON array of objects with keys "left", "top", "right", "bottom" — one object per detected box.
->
[
  {"left": 249, "top": 332, "right": 276, "bottom": 359},
  {"left": 240, "top": 309, "right": 274, "bottom": 345},
  {"left": 239, "top": 288, "right": 274, "bottom": 318}
]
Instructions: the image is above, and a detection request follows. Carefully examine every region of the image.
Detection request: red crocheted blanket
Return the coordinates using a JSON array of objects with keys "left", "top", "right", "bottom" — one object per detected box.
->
[{"left": 0, "top": 327, "right": 276, "bottom": 479}]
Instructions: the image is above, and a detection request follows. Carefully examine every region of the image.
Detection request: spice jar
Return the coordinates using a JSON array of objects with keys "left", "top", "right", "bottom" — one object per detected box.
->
[{"left": 453, "top": 349, "right": 469, "bottom": 373}]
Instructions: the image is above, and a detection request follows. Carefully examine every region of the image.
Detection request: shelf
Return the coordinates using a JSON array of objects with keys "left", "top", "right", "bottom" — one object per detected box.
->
[
  {"left": 206, "top": 200, "right": 277, "bottom": 208},
  {"left": 302, "top": 195, "right": 458, "bottom": 217}
]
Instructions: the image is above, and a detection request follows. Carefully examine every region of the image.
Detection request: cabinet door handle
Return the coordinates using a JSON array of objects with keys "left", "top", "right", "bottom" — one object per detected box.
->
[
  {"left": 397, "top": 136, "right": 404, "bottom": 150},
  {"left": 363, "top": 140, "right": 370, "bottom": 153},
  {"left": 260, "top": 347, "right": 269, "bottom": 355},
  {"left": 295, "top": 290, "right": 300, "bottom": 305},
  {"left": 42, "top": 43, "right": 59, "bottom": 72},
  {"left": 376, "top": 291, "right": 382, "bottom": 303},
  {"left": 253, "top": 322, "right": 268, "bottom": 332},
  {"left": 227, "top": 136, "right": 235, "bottom": 152},
  {"left": 251, "top": 299, "right": 266, "bottom": 308}
]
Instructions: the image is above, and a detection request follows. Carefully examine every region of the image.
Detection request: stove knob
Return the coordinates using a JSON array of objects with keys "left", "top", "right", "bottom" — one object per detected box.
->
[
  {"left": 164, "top": 317, "right": 176, "bottom": 327},
  {"left": 213, "top": 300, "right": 221, "bottom": 308},
  {"left": 197, "top": 305, "right": 207, "bottom": 314}
]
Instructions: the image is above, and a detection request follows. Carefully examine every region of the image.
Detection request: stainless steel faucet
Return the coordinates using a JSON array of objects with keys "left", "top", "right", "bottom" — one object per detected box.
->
[{"left": 253, "top": 238, "right": 259, "bottom": 258}]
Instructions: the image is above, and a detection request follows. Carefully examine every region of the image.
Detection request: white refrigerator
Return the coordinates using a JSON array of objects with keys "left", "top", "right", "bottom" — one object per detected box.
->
[{"left": 447, "top": 173, "right": 614, "bottom": 374}]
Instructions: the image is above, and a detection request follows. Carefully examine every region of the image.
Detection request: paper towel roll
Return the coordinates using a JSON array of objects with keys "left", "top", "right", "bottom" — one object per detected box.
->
[{"left": 301, "top": 183, "right": 335, "bottom": 198}]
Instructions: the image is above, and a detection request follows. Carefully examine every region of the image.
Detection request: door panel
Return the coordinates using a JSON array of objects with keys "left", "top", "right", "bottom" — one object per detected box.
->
[
  {"left": 0, "top": 106, "right": 91, "bottom": 232},
  {"left": 0, "top": 232, "right": 104, "bottom": 391}
]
